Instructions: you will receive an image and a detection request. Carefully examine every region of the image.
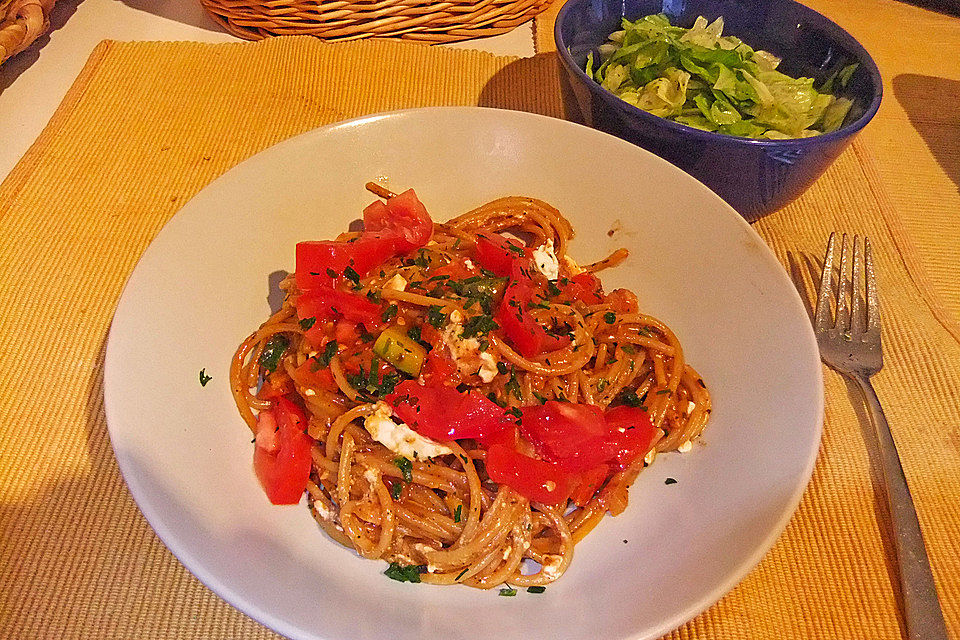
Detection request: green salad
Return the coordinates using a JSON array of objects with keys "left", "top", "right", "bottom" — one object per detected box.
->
[{"left": 585, "top": 14, "right": 857, "bottom": 138}]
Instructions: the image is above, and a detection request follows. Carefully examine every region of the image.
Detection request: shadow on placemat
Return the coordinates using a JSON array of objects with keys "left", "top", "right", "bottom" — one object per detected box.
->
[
  {"left": 478, "top": 52, "right": 566, "bottom": 118},
  {"left": 893, "top": 74, "right": 960, "bottom": 192}
]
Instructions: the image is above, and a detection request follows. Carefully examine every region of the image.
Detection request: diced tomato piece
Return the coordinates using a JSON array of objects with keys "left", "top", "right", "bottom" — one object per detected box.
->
[
  {"left": 496, "top": 276, "right": 571, "bottom": 358},
  {"left": 257, "top": 372, "right": 295, "bottom": 400},
  {"left": 569, "top": 464, "right": 609, "bottom": 507},
  {"left": 557, "top": 272, "right": 604, "bottom": 305},
  {"left": 602, "top": 405, "right": 657, "bottom": 469},
  {"left": 485, "top": 444, "right": 574, "bottom": 505},
  {"left": 427, "top": 257, "right": 478, "bottom": 282},
  {"left": 296, "top": 287, "right": 383, "bottom": 328},
  {"left": 519, "top": 401, "right": 608, "bottom": 471},
  {"left": 295, "top": 236, "right": 398, "bottom": 291},
  {"left": 474, "top": 233, "right": 527, "bottom": 277},
  {"left": 362, "top": 189, "right": 433, "bottom": 251},
  {"left": 420, "top": 349, "right": 460, "bottom": 386},
  {"left": 294, "top": 358, "right": 339, "bottom": 393},
  {"left": 253, "top": 397, "right": 314, "bottom": 505},
  {"left": 386, "top": 380, "right": 509, "bottom": 442}
]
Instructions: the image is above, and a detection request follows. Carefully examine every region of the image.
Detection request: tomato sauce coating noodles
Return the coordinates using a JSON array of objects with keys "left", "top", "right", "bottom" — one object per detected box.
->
[{"left": 231, "top": 185, "right": 711, "bottom": 588}]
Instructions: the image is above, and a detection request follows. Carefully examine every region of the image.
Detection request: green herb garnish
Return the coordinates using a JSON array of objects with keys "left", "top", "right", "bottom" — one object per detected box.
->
[
  {"left": 381, "top": 305, "right": 398, "bottom": 323},
  {"left": 461, "top": 315, "right": 499, "bottom": 339},
  {"left": 499, "top": 586, "right": 518, "bottom": 596},
  {"left": 427, "top": 305, "right": 447, "bottom": 329},
  {"left": 527, "top": 586, "right": 546, "bottom": 594},
  {"left": 299, "top": 317, "right": 316, "bottom": 330},
  {"left": 384, "top": 562, "right": 424, "bottom": 583},
  {"left": 199, "top": 368, "right": 212, "bottom": 387},
  {"left": 394, "top": 457, "right": 413, "bottom": 483},
  {"left": 453, "top": 504, "right": 462, "bottom": 523},
  {"left": 258, "top": 334, "right": 289, "bottom": 372},
  {"left": 604, "top": 311, "right": 616, "bottom": 324}
]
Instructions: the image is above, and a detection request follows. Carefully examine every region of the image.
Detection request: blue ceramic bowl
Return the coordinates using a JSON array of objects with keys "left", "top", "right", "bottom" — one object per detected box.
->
[{"left": 555, "top": 0, "right": 882, "bottom": 221}]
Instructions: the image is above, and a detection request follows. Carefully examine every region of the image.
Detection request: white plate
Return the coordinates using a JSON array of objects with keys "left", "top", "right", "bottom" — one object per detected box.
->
[{"left": 105, "top": 107, "right": 823, "bottom": 640}]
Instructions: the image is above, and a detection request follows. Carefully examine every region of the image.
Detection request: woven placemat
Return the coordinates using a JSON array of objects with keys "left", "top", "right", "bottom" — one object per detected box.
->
[{"left": 0, "top": 36, "right": 957, "bottom": 639}]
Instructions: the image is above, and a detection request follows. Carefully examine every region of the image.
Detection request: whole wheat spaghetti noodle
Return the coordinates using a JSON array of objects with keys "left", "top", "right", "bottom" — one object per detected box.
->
[{"left": 231, "top": 184, "right": 710, "bottom": 589}]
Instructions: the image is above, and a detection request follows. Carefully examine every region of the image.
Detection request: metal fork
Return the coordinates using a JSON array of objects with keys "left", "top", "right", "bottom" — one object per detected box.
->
[{"left": 814, "top": 233, "right": 948, "bottom": 640}]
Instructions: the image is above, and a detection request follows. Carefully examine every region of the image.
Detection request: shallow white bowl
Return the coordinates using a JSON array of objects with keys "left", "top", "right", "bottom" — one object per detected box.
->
[{"left": 104, "top": 107, "right": 823, "bottom": 640}]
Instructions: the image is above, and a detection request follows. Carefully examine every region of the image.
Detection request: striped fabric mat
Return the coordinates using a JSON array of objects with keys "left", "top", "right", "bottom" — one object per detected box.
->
[{"left": 1, "top": 35, "right": 957, "bottom": 639}]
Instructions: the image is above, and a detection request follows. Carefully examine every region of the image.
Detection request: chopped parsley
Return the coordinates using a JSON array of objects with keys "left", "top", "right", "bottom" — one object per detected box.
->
[
  {"left": 258, "top": 334, "right": 289, "bottom": 372},
  {"left": 617, "top": 388, "right": 645, "bottom": 408},
  {"left": 498, "top": 586, "right": 518, "bottom": 596},
  {"left": 198, "top": 368, "right": 212, "bottom": 387},
  {"left": 343, "top": 265, "right": 360, "bottom": 285},
  {"left": 381, "top": 305, "right": 398, "bottom": 323},
  {"left": 390, "top": 481, "right": 403, "bottom": 500},
  {"left": 604, "top": 311, "right": 616, "bottom": 324},
  {"left": 546, "top": 281, "right": 562, "bottom": 297},
  {"left": 394, "top": 457, "right": 413, "bottom": 483},
  {"left": 455, "top": 568, "right": 469, "bottom": 581},
  {"left": 312, "top": 340, "right": 339, "bottom": 369},
  {"left": 384, "top": 562, "right": 424, "bottom": 583},
  {"left": 366, "top": 289, "right": 382, "bottom": 304},
  {"left": 413, "top": 250, "right": 430, "bottom": 269},
  {"left": 427, "top": 305, "right": 447, "bottom": 329},
  {"left": 461, "top": 315, "right": 499, "bottom": 339},
  {"left": 596, "top": 379, "right": 609, "bottom": 392},
  {"left": 527, "top": 586, "right": 546, "bottom": 594},
  {"left": 665, "top": 477, "right": 678, "bottom": 485},
  {"left": 453, "top": 504, "right": 462, "bottom": 523},
  {"left": 325, "top": 267, "right": 338, "bottom": 279},
  {"left": 299, "top": 317, "right": 316, "bottom": 331}
]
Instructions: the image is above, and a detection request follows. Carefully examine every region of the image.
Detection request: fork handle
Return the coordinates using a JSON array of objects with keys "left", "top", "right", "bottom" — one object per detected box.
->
[{"left": 853, "top": 374, "right": 949, "bottom": 640}]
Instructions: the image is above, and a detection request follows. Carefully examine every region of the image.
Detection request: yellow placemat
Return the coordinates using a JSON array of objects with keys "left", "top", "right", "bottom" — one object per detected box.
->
[{"left": 1, "top": 35, "right": 958, "bottom": 639}]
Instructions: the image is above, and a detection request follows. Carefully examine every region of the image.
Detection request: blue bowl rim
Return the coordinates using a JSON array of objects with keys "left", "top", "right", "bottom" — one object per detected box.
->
[{"left": 554, "top": 0, "right": 884, "bottom": 147}]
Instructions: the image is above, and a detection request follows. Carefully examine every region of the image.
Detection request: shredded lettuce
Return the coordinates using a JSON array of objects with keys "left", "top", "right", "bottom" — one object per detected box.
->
[{"left": 587, "top": 14, "right": 857, "bottom": 138}]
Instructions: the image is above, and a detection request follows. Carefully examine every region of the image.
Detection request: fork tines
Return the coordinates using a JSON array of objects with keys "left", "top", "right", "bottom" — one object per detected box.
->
[{"left": 814, "top": 232, "right": 880, "bottom": 338}]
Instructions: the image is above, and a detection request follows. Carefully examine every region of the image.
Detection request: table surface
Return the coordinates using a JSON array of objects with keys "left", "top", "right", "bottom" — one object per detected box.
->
[{"left": 0, "top": 0, "right": 536, "bottom": 182}]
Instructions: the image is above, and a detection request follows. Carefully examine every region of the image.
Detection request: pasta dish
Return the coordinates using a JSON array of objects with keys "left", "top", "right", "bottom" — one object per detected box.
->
[{"left": 230, "top": 184, "right": 711, "bottom": 589}]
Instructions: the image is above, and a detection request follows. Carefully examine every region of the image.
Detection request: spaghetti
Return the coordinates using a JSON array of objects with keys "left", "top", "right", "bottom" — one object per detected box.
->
[{"left": 231, "top": 184, "right": 711, "bottom": 588}]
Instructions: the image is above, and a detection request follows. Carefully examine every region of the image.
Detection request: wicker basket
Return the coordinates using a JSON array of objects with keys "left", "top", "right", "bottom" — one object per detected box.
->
[
  {"left": 198, "top": 0, "right": 554, "bottom": 43},
  {"left": 0, "top": 0, "right": 54, "bottom": 64}
]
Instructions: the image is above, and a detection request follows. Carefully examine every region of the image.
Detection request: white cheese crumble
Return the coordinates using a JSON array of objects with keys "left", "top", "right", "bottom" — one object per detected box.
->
[
  {"left": 532, "top": 239, "right": 560, "bottom": 280},
  {"left": 643, "top": 448, "right": 658, "bottom": 465},
  {"left": 687, "top": 401, "right": 696, "bottom": 415},
  {"left": 363, "top": 402, "right": 452, "bottom": 460},
  {"left": 442, "top": 318, "right": 498, "bottom": 383},
  {"left": 540, "top": 554, "right": 564, "bottom": 580},
  {"left": 384, "top": 273, "right": 407, "bottom": 292},
  {"left": 678, "top": 440, "right": 693, "bottom": 453},
  {"left": 364, "top": 467, "right": 380, "bottom": 485},
  {"left": 463, "top": 258, "right": 475, "bottom": 270}
]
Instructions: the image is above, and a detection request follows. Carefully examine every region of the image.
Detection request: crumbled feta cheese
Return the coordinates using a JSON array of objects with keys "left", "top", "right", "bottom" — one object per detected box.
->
[
  {"left": 644, "top": 448, "right": 657, "bottom": 465},
  {"left": 364, "top": 467, "right": 380, "bottom": 485},
  {"left": 532, "top": 239, "right": 560, "bottom": 280},
  {"left": 540, "top": 554, "right": 564, "bottom": 580},
  {"left": 313, "top": 500, "right": 333, "bottom": 521},
  {"left": 384, "top": 273, "right": 407, "bottom": 292},
  {"left": 463, "top": 259, "right": 475, "bottom": 270},
  {"left": 442, "top": 319, "right": 498, "bottom": 382},
  {"left": 687, "top": 401, "right": 696, "bottom": 415},
  {"left": 303, "top": 388, "right": 316, "bottom": 396},
  {"left": 363, "top": 402, "right": 452, "bottom": 460},
  {"left": 678, "top": 440, "right": 693, "bottom": 453}
]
